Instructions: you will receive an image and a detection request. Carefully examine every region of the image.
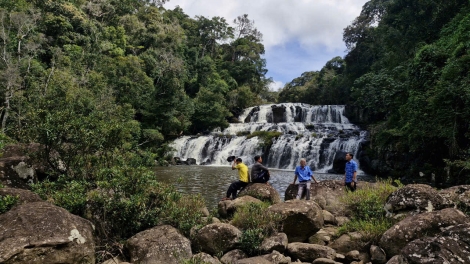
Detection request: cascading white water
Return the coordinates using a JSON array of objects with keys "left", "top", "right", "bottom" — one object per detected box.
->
[{"left": 171, "top": 103, "right": 368, "bottom": 172}]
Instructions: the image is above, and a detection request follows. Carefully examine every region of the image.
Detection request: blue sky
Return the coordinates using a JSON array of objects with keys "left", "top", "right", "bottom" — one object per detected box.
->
[{"left": 164, "top": 0, "right": 369, "bottom": 90}]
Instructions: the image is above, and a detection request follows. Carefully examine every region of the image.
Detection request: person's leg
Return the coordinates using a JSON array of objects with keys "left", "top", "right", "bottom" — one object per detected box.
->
[
  {"left": 305, "top": 181, "right": 311, "bottom": 200},
  {"left": 225, "top": 181, "right": 238, "bottom": 200},
  {"left": 345, "top": 182, "right": 354, "bottom": 192},
  {"left": 235, "top": 181, "right": 248, "bottom": 199},
  {"left": 296, "top": 182, "right": 305, "bottom": 199}
]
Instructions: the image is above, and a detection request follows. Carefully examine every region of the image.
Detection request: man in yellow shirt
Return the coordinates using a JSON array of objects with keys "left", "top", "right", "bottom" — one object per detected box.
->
[{"left": 222, "top": 158, "right": 249, "bottom": 200}]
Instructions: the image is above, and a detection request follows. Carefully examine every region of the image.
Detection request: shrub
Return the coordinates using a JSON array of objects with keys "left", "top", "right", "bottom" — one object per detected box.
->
[
  {"left": 337, "top": 179, "right": 402, "bottom": 243},
  {"left": 0, "top": 194, "right": 18, "bottom": 214},
  {"left": 246, "top": 131, "right": 282, "bottom": 148},
  {"left": 236, "top": 131, "right": 251, "bottom": 137},
  {"left": 231, "top": 202, "right": 283, "bottom": 256}
]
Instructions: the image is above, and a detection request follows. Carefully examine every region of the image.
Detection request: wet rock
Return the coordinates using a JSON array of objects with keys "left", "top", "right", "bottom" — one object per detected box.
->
[
  {"left": 238, "top": 183, "right": 281, "bottom": 204},
  {"left": 191, "top": 253, "right": 221, "bottom": 264},
  {"left": 0, "top": 187, "right": 42, "bottom": 206},
  {"left": 329, "top": 151, "right": 347, "bottom": 174},
  {"left": 193, "top": 223, "right": 242, "bottom": 255},
  {"left": 383, "top": 184, "right": 452, "bottom": 217},
  {"left": 0, "top": 201, "right": 95, "bottom": 263},
  {"left": 271, "top": 105, "right": 287, "bottom": 123},
  {"left": 287, "top": 242, "right": 336, "bottom": 262},
  {"left": 379, "top": 208, "right": 469, "bottom": 257},
  {"left": 370, "top": 245, "right": 387, "bottom": 264},
  {"left": 400, "top": 223, "right": 470, "bottom": 264},
  {"left": 268, "top": 199, "right": 323, "bottom": 242},
  {"left": 220, "top": 249, "right": 247, "bottom": 264},
  {"left": 186, "top": 158, "right": 197, "bottom": 165},
  {"left": 126, "top": 225, "right": 192, "bottom": 264},
  {"left": 218, "top": 196, "right": 263, "bottom": 218},
  {"left": 260, "top": 232, "right": 288, "bottom": 253}
]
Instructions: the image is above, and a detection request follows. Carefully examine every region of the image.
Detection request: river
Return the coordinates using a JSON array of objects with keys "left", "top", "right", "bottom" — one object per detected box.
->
[{"left": 155, "top": 166, "right": 375, "bottom": 210}]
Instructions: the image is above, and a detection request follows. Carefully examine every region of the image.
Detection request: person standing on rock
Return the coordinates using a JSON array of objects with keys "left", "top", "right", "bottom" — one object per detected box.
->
[
  {"left": 344, "top": 152, "right": 358, "bottom": 191},
  {"left": 292, "top": 158, "right": 319, "bottom": 200},
  {"left": 222, "top": 157, "right": 249, "bottom": 200},
  {"left": 251, "top": 155, "right": 270, "bottom": 184}
]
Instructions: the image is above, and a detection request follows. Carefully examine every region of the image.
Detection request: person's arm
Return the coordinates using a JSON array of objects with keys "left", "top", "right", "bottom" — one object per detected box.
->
[
  {"left": 231, "top": 160, "right": 237, "bottom": 170},
  {"left": 259, "top": 163, "right": 269, "bottom": 172},
  {"left": 353, "top": 162, "right": 357, "bottom": 182}
]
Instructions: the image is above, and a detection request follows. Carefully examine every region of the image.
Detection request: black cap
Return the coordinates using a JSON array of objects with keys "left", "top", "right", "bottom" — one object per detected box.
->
[{"left": 227, "top": 156, "right": 236, "bottom": 162}]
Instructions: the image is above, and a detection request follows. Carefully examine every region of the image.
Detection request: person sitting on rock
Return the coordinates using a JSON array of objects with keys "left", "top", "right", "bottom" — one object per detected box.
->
[
  {"left": 292, "top": 158, "right": 319, "bottom": 200},
  {"left": 222, "top": 157, "right": 249, "bottom": 201},
  {"left": 251, "top": 155, "right": 270, "bottom": 184}
]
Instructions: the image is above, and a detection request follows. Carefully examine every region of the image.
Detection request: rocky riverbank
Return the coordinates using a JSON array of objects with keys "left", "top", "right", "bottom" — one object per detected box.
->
[{"left": 1, "top": 175, "right": 469, "bottom": 263}]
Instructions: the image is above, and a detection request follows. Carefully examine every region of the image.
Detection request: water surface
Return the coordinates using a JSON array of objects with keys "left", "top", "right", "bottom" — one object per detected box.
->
[{"left": 155, "top": 166, "right": 374, "bottom": 210}]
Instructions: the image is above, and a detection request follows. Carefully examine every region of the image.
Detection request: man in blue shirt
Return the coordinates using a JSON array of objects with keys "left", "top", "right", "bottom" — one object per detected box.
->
[
  {"left": 292, "top": 158, "right": 319, "bottom": 200},
  {"left": 344, "top": 152, "right": 358, "bottom": 191}
]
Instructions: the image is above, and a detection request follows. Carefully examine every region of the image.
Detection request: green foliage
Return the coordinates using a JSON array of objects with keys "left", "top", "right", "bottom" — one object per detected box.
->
[
  {"left": 231, "top": 202, "right": 282, "bottom": 256},
  {"left": 246, "top": 131, "right": 282, "bottom": 148},
  {"left": 337, "top": 179, "right": 401, "bottom": 243},
  {"left": 0, "top": 194, "right": 18, "bottom": 214}
]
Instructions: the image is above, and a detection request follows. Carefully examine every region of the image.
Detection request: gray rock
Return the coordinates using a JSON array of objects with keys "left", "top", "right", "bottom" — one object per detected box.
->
[
  {"left": 386, "top": 255, "right": 408, "bottom": 264},
  {"left": 126, "top": 225, "right": 192, "bottom": 264},
  {"left": 383, "top": 184, "right": 452, "bottom": 217},
  {"left": 346, "top": 250, "right": 361, "bottom": 262},
  {"left": 268, "top": 199, "right": 324, "bottom": 242},
  {"left": 220, "top": 249, "right": 247, "bottom": 264},
  {"left": 239, "top": 183, "right": 281, "bottom": 204},
  {"left": 193, "top": 223, "right": 242, "bottom": 255},
  {"left": 400, "top": 223, "right": 470, "bottom": 264},
  {"left": 370, "top": 245, "right": 387, "bottom": 264},
  {"left": 260, "top": 232, "right": 288, "bottom": 253},
  {"left": 287, "top": 242, "right": 336, "bottom": 262},
  {"left": 322, "top": 210, "right": 337, "bottom": 225},
  {"left": 439, "top": 185, "right": 470, "bottom": 212},
  {"left": 312, "top": 258, "right": 339, "bottom": 264},
  {"left": 237, "top": 250, "right": 291, "bottom": 264},
  {"left": 0, "top": 201, "right": 95, "bottom": 263},
  {"left": 335, "top": 216, "right": 350, "bottom": 226},
  {"left": 379, "top": 208, "right": 469, "bottom": 257},
  {"left": 191, "top": 253, "right": 222, "bottom": 264},
  {"left": 0, "top": 187, "right": 42, "bottom": 206},
  {"left": 329, "top": 233, "right": 365, "bottom": 254},
  {"left": 218, "top": 196, "right": 263, "bottom": 218}
]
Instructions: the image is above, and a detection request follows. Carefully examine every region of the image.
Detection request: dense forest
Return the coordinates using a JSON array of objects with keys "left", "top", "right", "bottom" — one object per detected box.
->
[
  {"left": 278, "top": 0, "right": 470, "bottom": 184},
  {"left": 1, "top": 0, "right": 470, "bottom": 260}
]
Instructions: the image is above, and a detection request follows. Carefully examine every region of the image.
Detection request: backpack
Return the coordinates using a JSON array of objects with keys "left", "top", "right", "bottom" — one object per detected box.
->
[{"left": 252, "top": 170, "right": 270, "bottom": 183}]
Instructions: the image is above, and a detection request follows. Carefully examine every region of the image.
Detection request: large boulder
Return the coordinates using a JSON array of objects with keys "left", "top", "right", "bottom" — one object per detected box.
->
[
  {"left": 268, "top": 199, "right": 324, "bottom": 242},
  {"left": 400, "top": 223, "right": 470, "bottom": 264},
  {"left": 238, "top": 183, "right": 281, "bottom": 204},
  {"left": 329, "top": 232, "right": 365, "bottom": 254},
  {"left": 284, "top": 180, "right": 348, "bottom": 216},
  {"left": 287, "top": 242, "right": 336, "bottom": 262},
  {"left": 0, "top": 157, "right": 36, "bottom": 189},
  {"left": 370, "top": 245, "right": 387, "bottom": 264},
  {"left": 193, "top": 223, "right": 242, "bottom": 255},
  {"left": 126, "top": 225, "right": 192, "bottom": 264},
  {"left": 439, "top": 185, "right": 470, "bottom": 212},
  {"left": 0, "top": 201, "right": 95, "bottom": 263},
  {"left": 220, "top": 249, "right": 247, "bottom": 264},
  {"left": 379, "top": 208, "right": 470, "bottom": 257},
  {"left": 0, "top": 187, "right": 42, "bottom": 206},
  {"left": 328, "top": 151, "right": 347, "bottom": 174},
  {"left": 383, "top": 184, "right": 452, "bottom": 217},
  {"left": 218, "top": 196, "right": 263, "bottom": 218}
]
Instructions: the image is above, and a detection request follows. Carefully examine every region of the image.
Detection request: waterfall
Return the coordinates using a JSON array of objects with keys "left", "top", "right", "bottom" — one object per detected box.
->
[{"left": 171, "top": 103, "right": 368, "bottom": 172}]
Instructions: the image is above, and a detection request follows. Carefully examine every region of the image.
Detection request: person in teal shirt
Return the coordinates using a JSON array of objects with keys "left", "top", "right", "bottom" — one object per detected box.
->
[{"left": 292, "top": 158, "right": 319, "bottom": 200}]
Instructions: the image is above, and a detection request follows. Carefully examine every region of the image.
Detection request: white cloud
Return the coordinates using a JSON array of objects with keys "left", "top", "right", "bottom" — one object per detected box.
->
[
  {"left": 164, "top": 0, "right": 368, "bottom": 84},
  {"left": 268, "top": 80, "right": 284, "bottom": 91}
]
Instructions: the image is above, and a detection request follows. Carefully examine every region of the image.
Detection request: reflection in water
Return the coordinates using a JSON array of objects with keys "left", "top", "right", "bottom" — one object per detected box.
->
[{"left": 154, "top": 166, "right": 375, "bottom": 210}]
